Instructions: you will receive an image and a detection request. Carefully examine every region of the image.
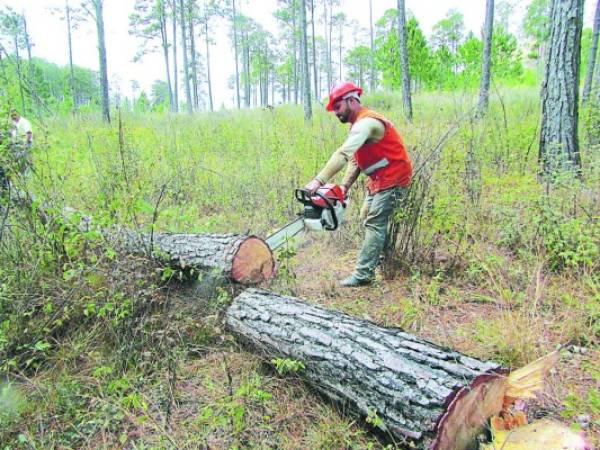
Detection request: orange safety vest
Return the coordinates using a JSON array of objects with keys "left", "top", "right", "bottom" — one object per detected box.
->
[{"left": 353, "top": 107, "right": 412, "bottom": 194}]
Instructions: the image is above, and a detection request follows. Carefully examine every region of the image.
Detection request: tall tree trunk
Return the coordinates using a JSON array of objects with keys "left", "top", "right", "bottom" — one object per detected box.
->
[
  {"left": 324, "top": 0, "right": 332, "bottom": 90},
  {"left": 582, "top": 0, "right": 599, "bottom": 104},
  {"left": 369, "top": 0, "right": 375, "bottom": 91},
  {"left": 12, "top": 30, "right": 26, "bottom": 113},
  {"left": 179, "top": 0, "right": 192, "bottom": 114},
  {"left": 243, "top": 29, "right": 250, "bottom": 108},
  {"left": 477, "top": 0, "right": 495, "bottom": 116},
  {"left": 187, "top": 0, "right": 199, "bottom": 111},
  {"left": 300, "top": 0, "right": 312, "bottom": 120},
  {"left": 94, "top": 0, "right": 110, "bottom": 123},
  {"left": 596, "top": 43, "right": 600, "bottom": 103},
  {"left": 310, "top": 0, "right": 318, "bottom": 102},
  {"left": 539, "top": 0, "right": 584, "bottom": 176},
  {"left": 204, "top": 7, "right": 213, "bottom": 112},
  {"left": 22, "top": 14, "right": 33, "bottom": 61},
  {"left": 397, "top": 0, "right": 413, "bottom": 121},
  {"left": 171, "top": 0, "right": 179, "bottom": 112},
  {"left": 338, "top": 20, "right": 342, "bottom": 81},
  {"left": 292, "top": 0, "right": 298, "bottom": 104},
  {"left": 66, "top": 0, "right": 77, "bottom": 109},
  {"left": 232, "top": 0, "right": 241, "bottom": 108},
  {"left": 158, "top": 0, "right": 175, "bottom": 112},
  {"left": 21, "top": 14, "right": 40, "bottom": 113}
]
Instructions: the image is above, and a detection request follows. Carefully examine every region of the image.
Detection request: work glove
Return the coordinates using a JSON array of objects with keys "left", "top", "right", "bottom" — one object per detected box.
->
[{"left": 304, "top": 178, "right": 322, "bottom": 195}]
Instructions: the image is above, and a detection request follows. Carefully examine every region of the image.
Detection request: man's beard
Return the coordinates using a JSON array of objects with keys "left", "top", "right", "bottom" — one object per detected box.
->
[{"left": 337, "top": 111, "right": 350, "bottom": 123}]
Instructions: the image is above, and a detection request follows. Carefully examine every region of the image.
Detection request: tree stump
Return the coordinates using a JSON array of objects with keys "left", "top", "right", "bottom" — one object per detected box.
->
[{"left": 226, "top": 289, "right": 508, "bottom": 450}]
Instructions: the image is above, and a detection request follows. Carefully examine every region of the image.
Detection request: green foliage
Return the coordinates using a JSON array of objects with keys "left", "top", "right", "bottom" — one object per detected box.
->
[
  {"left": 271, "top": 357, "right": 305, "bottom": 375},
  {"left": 372, "top": 10, "right": 522, "bottom": 92},
  {"left": 535, "top": 200, "right": 600, "bottom": 271},
  {"left": 345, "top": 45, "right": 371, "bottom": 87},
  {"left": 0, "top": 57, "right": 101, "bottom": 113},
  {"left": 522, "top": 0, "right": 550, "bottom": 59},
  {"left": 561, "top": 389, "right": 600, "bottom": 423}
]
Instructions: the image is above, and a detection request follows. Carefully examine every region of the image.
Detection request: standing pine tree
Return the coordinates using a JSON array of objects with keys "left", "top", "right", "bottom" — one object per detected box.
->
[
  {"left": 82, "top": 0, "right": 110, "bottom": 122},
  {"left": 300, "top": 0, "right": 311, "bottom": 120},
  {"left": 179, "top": 0, "right": 192, "bottom": 113},
  {"left": 477, "top": 0, "right": 494, "bottom": 116},
  {"left": 539, "top": 0, "right": 584, "bottom": 177},
  {"left": 369, "top": 0, "right": 375, "bottom": 91},
  {"left": 582, "top": 0, "right": 599, "bottom": 104},
  {"left": 397, "top": 0, "right": 412, "bottom": 121}
]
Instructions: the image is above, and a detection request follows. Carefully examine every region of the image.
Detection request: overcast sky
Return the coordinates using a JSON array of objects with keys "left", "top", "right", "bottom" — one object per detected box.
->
[{"left": 2, "top": 0, "right": 597, "bottom": 108}]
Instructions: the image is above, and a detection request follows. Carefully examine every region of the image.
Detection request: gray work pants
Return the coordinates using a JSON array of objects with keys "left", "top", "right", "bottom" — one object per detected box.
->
[{"left": 353, "top": 186, "right": 407, "bottom": 281}]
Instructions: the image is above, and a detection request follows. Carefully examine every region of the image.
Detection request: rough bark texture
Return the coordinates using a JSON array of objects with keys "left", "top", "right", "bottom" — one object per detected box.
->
[
  {"left": 171, "top": 0, "right": 179, "bottom": 112},
  {"left": 477, "top": 0, "right": 495, "bottom": 116},
  {"left": 115, "top": 232, "right": 274, "bottom": 284},
  {"left": 397, "top": 0, "right": 413, "bottom": 121},
  {"left": 539, "top": 0, "right": 584, "bottom": 175},
  {"left": 232, "top": 0, "right": 241, "bottom": 109},
  {"left": 93, "top": 0, "right": 110, "bottom": 123},
  {"left": 179, "top": 0, "right": 192, "bottom": 114},
  {"left": 300, "top": 0, "right": 312, "bottom": 121},
  {"left": 226, "top": 289, "right": 507, "bottom": 450},
  {"left": 159, "top": 0, "right": 175, "bottom": 111},
  {"left": 582, "top": 0, "right": 599, "bottom": 104}
]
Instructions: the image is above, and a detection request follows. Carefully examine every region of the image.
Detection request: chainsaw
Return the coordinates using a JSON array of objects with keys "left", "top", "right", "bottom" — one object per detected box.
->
[{"left": 265, "top": 184, "right": 348, "bottom": 251}]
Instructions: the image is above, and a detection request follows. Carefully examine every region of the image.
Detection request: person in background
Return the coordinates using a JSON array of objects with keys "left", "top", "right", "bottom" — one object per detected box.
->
[
  {"left": 9, "top": 109, "right": 33, "bottom": 174},
  {"left": 304, "top": 81, "right": 412, "bottom": 287}
]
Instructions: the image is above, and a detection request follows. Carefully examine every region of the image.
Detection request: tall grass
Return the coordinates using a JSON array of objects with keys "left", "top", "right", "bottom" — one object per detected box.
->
[{"left": 1, "top": 87, "right": 598, "bottom": 448}]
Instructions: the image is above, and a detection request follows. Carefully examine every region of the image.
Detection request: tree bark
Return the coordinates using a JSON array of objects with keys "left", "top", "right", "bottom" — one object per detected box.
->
[
  {"left": 539, "top": 0, "right": 584, "bottom": 176},
  {"left": 310, "top": 0, "right": 318, "bottom": 102},
  {"left": 65, "top": 0, "right": 78, "bottom": 109},
  {"left": 242, "top": 28, "right": 250, "bottom": 108},
  {"left": 179, "top": 0, "right": 193, "bottom": 114},
  {"left": 582, "top": 0, "right": 599, "bottom": 104},
  {"left": 292, "top": 1, "right": 298, "bottom": 104},
  {"left": 477, "top": 0, "right": 495, "bottom": 116},
  {"left": 324, "top": 0, "right": 332, "bottom": 92},
  {"left": 102, "top": 229, "right": 274, "bottom": 284},
  {"left": 300, "top": 0, "right": 312, "bottom": 120},
  {"left": 397, "top": 0, "right": 413, "bottom": 121},
  {"left": 188, "top": 0, "right": 199, "bottom": 111},
  {"left": 157, "top": 0, "right": 175, "bottom": 112},
  {"left": 232, "top": 0, "right": 241, "bottom": 109},
  {"left": 226, "top": 289, "right": 507, "bottom": 450},
  {"left": 93, "top": 0, "right": 110, "bottom": 123},
  {"left": 204, "top": 4, "right": 213, "bottom": 112},
  {"left": 171, "top": 0, "right": 179, "bottom": 112}
]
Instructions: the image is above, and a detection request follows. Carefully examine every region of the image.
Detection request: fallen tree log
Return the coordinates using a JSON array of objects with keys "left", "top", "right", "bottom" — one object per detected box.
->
[
  {"left": 226, "top": 289, "right": 508, "bottom": 450},
  {"left": 110, "top": 230, "right": 275, "bottom": 285},
  {"left": 6, "top": 192, "right": 275, "bottom": 284}
]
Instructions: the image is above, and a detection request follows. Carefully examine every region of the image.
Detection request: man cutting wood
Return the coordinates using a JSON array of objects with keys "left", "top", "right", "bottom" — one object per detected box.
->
[{"left": 305, "top": 81, "right": 412, "bottom": 287}]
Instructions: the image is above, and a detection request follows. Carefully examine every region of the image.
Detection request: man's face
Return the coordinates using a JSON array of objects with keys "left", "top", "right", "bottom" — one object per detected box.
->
[
  {"left": 333, "top": 99, "right": 351, "bottom": 123},
  {"left": 10, "top": 112, "right": 19, "bottom": 122}
]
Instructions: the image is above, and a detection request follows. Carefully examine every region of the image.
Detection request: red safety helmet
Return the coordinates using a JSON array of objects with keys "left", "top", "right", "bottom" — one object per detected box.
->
[{"left": 326, "top": 81, "right": 363, "bottom": 111}]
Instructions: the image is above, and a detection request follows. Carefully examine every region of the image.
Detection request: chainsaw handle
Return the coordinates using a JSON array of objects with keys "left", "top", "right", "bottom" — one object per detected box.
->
[
  {"left": 295, "top": 189, "right": 339, "bottom": 231},
  {"left": 294, "top": 188, "right": 313, "bottom": 205}
]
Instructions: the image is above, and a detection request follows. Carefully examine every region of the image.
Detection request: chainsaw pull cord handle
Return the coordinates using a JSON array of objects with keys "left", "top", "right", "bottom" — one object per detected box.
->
[{"left": 294, "top": 189, "right": 339, "bottom": 231}]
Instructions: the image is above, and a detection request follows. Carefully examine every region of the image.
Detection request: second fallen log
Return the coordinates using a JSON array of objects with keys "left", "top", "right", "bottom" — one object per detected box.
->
[{"left": 226, "top": 289, "right": 508, "bottom": 450}]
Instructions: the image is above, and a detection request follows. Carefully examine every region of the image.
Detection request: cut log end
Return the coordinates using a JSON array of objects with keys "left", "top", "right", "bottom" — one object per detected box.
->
[
  {"left": 231, "top": 237, "right": 274, "bottom": 284},
  {"left": 432, "top": 371, "right": 508, "bottom": 450}
]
